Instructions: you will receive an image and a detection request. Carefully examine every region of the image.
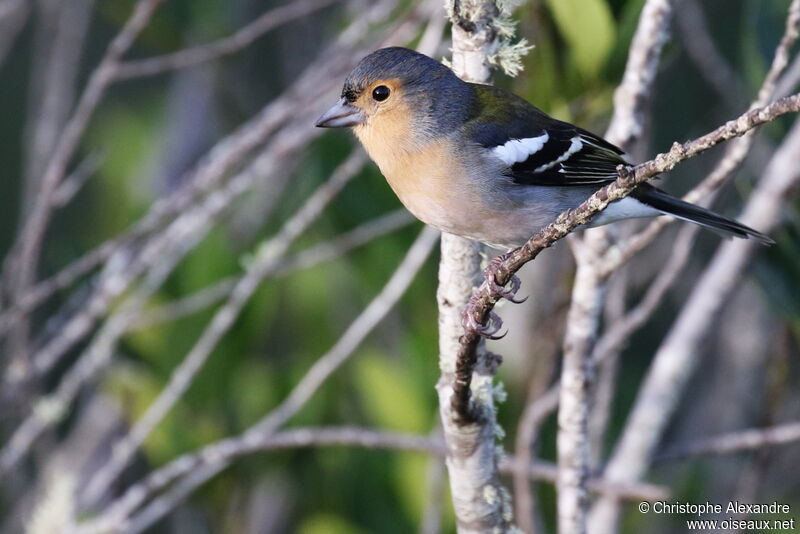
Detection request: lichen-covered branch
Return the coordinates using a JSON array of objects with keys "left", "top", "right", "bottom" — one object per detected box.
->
[{"left": 437, "top": 0, "right": 528, "bottom": 532}]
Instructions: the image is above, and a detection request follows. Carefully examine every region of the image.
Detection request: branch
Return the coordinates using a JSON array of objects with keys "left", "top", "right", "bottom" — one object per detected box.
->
[
  {"left": 556, "top": 1, "right": 675, "bottom": 529},
  {"left": 0, "top": 0, "right": 30, "bottom": 71},
  {"left": 600, "top": 0, "right": 800, "bottom": 276},
  {"left": 128, "top": 210, "right": 414, "bottom": 331},
  {"left": 676, "top": 0, "right": 747, "bottom": 109},
  {"left": 79, "top": 151, "right": 367, "bottom": 506},
  {"left": 589, "top": 115, "right": 800, "bottom": 534},
  {"left": 0, "top": 0, "right": 398, "bottom": 363},
  {"left": 604, "top": 0, "right": 675, "bottom": 150},
  {"left": 3, "top": 0, "right": 165, "bottom": 355},
  {"left": 514, "top": 385, "right": 559, "bottom": 534},
  {"left": 586, "top": 5, "right": 800, "bottom": 527},
  {"left": 114, "top": 0, "right": 340, "bottom": 80},
  {"left": 76, "top": 422, "right": 669, "bottom": 534},
  {"left": 436, "top": 0, "right": 531, "bottom": 532},
  {"left": 460, "top": 93, "right": 800, "bottom": 374},
  {"left": 655, "top": 422, "right": 800, "bottom": 462},
  {"left": 591, "top": 225, "right": 699, "bottom": 362},
  {"left": 72, "top": 227, "right": 439, "bottom": 534}
]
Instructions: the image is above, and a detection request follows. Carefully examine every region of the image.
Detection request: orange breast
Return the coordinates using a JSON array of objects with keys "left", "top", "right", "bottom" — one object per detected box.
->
[{"left": 353, "top": 107, "right": 494, "bottom": 239}]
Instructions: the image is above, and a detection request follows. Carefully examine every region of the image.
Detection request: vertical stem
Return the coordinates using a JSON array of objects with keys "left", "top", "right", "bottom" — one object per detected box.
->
[
  {"left": 556, "top": 1, "right": 676, "bottom": 532},
  {"left": 436, "top": 1, "right": 516, "bottom": 531},
  {"left": 556, "top": 239, "right": 604, "bottom": 534}
]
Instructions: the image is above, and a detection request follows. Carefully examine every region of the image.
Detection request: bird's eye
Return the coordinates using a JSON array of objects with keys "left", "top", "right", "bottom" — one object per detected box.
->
[{"left": 372, "top": 85, "right": 390, "bottom": 102}]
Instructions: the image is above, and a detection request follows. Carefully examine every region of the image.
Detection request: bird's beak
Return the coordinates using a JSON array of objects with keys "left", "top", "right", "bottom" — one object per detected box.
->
[{"left": 315, "top": 98, "right": 365, "bottom": 128}]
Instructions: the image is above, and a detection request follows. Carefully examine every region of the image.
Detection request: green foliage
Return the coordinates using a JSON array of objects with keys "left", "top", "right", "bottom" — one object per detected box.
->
[
  {"left": 543, "top": 0, "right": 617, "bottom": 80},
  {"left": 299, "top": 514, "right": 369, "bottom": 534},
  {"left": 355, "top": 351, "right": 431, "bottom": 433}
]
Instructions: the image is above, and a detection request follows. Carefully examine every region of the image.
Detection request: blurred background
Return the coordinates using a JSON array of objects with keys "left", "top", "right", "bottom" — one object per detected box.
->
[{"left": 0, "top": 0, "right": 798, "bottom": 533}]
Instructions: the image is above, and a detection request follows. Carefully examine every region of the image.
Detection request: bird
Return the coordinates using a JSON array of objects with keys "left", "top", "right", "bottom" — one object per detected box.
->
[{"left": 315, "top": 46, "right": 772, "bottom": 251}]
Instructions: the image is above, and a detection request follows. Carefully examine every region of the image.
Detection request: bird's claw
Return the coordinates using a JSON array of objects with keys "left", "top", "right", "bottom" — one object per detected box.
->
[
  {"left": 484, "top": 255, "right": 527, "bottom": 304},
  {"left": 461, "top": 303, "right": 507, "bottom": 340}
]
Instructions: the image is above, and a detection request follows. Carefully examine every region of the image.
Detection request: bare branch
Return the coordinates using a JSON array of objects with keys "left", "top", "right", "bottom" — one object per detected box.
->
[
  {"left": 756, "top": 0, "right": 800, "bottom": 105},
  {"left": 556, "top": 235, "right": 605, "bottom": 534},
  {"left": 128, "top": 210, "right": 414, "bottom": 331},
  {"left": 80, "top": 151, "right": 368, "bottom": 507},
  {"left": 274, "top": 209, "right": 415, "bottom": 275},
  {"left": 499, "top": 458, "right": 668, "bottom": 503},
  {"left": 51, "top": 152, "right": 103, "bottom": 208},
  {"left": 775, "top": 53, "right": 800, "bottom": 100},
  {"left": 514, "top": 386, "right": 559, "bottom": 534},
  {"left": 601, "top": 0, "right": 800, "bottom": 275},
  {"left": 5, "top": 23, "right": 382, "bottom": 385},
  {"left": 114, "top": 0, "right": 340, "bottom": 80},
  {"left": 590, "top": 115, "right": 800, "bottom": 534},
  {"left": 556, "top": 1, "right": 675, "bottom": 529},
  {"left": 73, "top": 227, "right": 439, "bottom": 534},
  {"left": 592, "top": 225, "right": 699, "bottom": 362},
  {"left": 3, "top": 0, "right": 165, "bottom": 343},
  {"left": 604, "top": 0, "right": 676, "bottom": 150},
  {"left": 436, "top": 0, "right": 528, "bottom": 531},
  {"left": 676, "top": 0, "right": 747, "bottom": 109},
  {"left": 73, "top": 421, "right": 670, "bottom": 533},
  {"left": 0, "top": 0, "right": 30, "bottom": 70},
  {"left": 0, "top": 222, "right": 209, "bottom": 474},
  {"left": 461, "top": 93, "right": 800, "bottom": 405},
  {"left": 0, "top": 0, "right": 404, "bottom": 347},
  {"left": 656, "top": 422, "right": 800, "bottom": 462},
  {"left": 420, "top": 447, "right": 447, "bottom": 534}
]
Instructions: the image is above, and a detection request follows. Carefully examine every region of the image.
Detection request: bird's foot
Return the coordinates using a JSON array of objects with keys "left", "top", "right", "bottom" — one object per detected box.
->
[
  {"left": 461, "top": 296, "right": 507, "bottom": 339},
  {"left": 484, "top": 253, "right": 527, "bottom": 304}
]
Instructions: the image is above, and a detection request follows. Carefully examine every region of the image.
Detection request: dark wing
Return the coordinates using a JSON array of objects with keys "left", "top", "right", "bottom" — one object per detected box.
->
[{"left": 465, "top": 84, "right": 626, "bottom": 187}]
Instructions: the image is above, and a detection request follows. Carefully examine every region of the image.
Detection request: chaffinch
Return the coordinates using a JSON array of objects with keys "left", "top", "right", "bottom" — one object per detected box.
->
[{"left": 316, "top": 47, "right": 772, "bottom": 249}]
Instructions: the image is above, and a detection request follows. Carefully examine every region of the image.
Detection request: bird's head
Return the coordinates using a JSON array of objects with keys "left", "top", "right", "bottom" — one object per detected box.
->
[{"left": 315, "top": 47, "right": 473, "bottom": 145}]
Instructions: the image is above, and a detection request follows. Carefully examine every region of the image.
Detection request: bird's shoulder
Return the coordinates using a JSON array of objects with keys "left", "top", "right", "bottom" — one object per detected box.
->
[{"left": 461, "top": 83, "right": 626, "bottom": 187}]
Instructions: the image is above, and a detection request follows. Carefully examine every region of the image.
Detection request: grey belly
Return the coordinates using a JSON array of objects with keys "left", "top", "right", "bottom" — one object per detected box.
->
[
  {"left": 445, "top": 184, "right": 658, "bottom": 250},
  {"left": 459, "top": 184, "right": 597, "bottom": 249}
]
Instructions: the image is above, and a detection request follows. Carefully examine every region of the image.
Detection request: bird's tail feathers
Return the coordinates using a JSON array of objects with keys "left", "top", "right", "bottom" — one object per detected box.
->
[{"left": 631, "top": 185, "right": 774, "bottom": 245}]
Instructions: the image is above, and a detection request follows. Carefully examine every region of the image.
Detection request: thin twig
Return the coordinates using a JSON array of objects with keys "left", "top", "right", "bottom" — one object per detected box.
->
[
  {"left": 655, "top": 422, "right": 800, "bottom": 462},
  {"left": 275, "top": 210, "right": 416, "bottom": 275},
  {"left": 461, "top": 93, "right": 800, "bottom": 389},
  {"left": 604, "top": 0, "right": 676, "bottom": 150},
  {"left": 556, "top": 1, "right": 675, "bottom": 529},
  {"left": 589, "top": 116, "right": 800, "bottom": 534},
  {"left": 129, "top": 211, "right": 414, "bottom": 331},
  {"left": 0, "top": 0, "right": 403, "bottom": 343},
  {"left": 3, "top": 0, "right": 165, "bottom": 355},
  {"left": 51, "top": 152, "right": 103, "bottom": 207},
  {"left": 592, "top": 225, "right": 699, "bottom": 362},
  {"left": 0, "top": 223, "right": 207, "bottom": 474},
  {"left": 676, "top": 0, "right": 747, "bottom": 109},
  {"left": 514, "top": 385, "right": 559, "bottom": 534},
  {"left": 0, "top": 117, "right": 330, "bottom": 473},
  {"left": 0, "top": 0, "right": 30, "bottom": 71},
  {"left": 601, "top": 0, "right": 800, "bottom": 275},
  {"left": 72, "top": 227, "right": 439, "bottom": 534},
  {"left": 80, "top": 151, "right": 368, "bottom": 507},
  {"left": 114, "top": 0, "right": 341, "bottom": 80}
]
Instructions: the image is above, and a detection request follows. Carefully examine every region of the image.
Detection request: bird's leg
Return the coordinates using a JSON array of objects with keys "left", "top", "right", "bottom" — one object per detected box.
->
[
  {"left": 484, "top": 252, "right": 527, "bottom": 303},
  {"left": 460, "top": 294, "right": 507, "bottom": 340}
]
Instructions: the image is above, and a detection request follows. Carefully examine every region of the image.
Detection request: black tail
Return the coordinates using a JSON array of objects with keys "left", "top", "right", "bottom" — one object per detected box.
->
[{"left": 631, "top": 184, "right": 774, "bottom": 245}]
